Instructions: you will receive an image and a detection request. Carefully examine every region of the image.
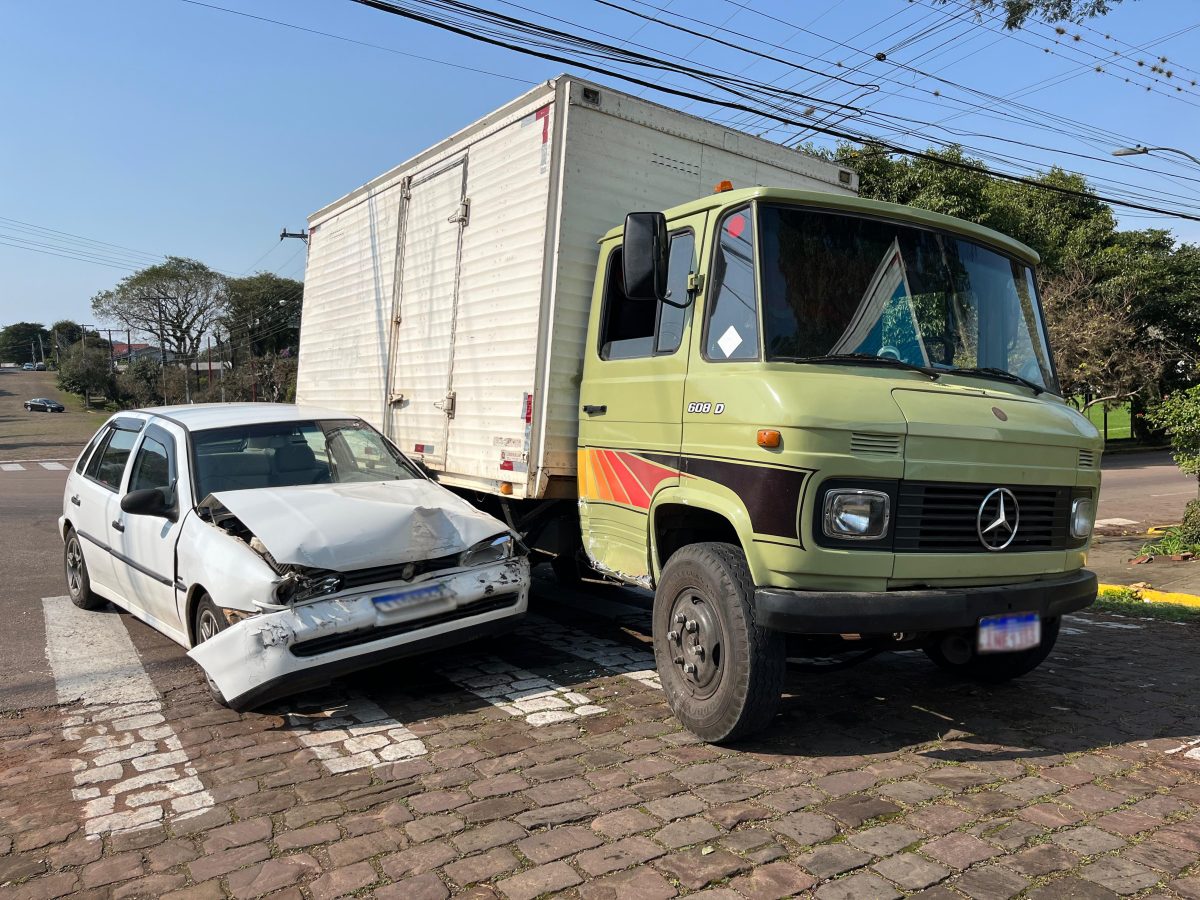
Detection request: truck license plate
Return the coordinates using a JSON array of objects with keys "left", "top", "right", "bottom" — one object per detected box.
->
[
  {"left": 372, "top": 583, "right": 449, "bottom": 612},
  {"left": 977, "top": 612, "right": 1040, "bottom": 654}
]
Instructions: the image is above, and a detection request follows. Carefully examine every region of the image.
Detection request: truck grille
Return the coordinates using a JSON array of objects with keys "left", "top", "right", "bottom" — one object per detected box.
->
[{"left": 893, "top": 482, "right": 1071, "bottom": 552}]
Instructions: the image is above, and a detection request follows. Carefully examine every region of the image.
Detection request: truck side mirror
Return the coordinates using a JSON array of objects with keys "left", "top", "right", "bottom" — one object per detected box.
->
[{"left": 622, "top": 212, "right": 668, "bottom": 302}]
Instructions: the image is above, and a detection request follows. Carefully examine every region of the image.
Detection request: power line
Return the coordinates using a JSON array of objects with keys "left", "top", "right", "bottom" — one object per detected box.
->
[
  {"left": 341, "top": 0, "right": 1200, "bottom": 222},
  {"left": 173, "top": 0, "right": 535, "bottom": 84}
]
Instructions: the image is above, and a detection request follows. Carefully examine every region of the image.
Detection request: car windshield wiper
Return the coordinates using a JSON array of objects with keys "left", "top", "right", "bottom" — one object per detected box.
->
[
  {"left": 781, "top": 353, "right": 941, "bottom": 381},
  {"left": 950, "top": 366, "right": 1044, "bottom": 395}
]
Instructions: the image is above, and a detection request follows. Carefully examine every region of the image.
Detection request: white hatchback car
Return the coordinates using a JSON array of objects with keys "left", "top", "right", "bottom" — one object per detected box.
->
[{"left": 61, "top": 404, "right": 530, "bottom": 709}]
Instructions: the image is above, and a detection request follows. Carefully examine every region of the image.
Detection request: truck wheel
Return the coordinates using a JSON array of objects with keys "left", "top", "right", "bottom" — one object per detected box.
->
[
  {"left": 193, "top": 595, "right": 231, "bottom": 708},
  {"left": 653, "top": 543, "right": 785, "bottom": 743},
  {"left": 925, "top": 617, "right": 1061, "bottom": 683}
]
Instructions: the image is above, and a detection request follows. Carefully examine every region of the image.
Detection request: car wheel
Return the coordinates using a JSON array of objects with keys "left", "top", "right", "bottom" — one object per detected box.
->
[
  {"left": 653, "top": 542, "right": 785, "bottom": 744},
  {"left": 924, "top": 617, "right": 1061, "bottom": 683},
  {"left": 193, "top": 595, "right": 232, "bottom": 707},
  {"left": 64, "top": 528, "right": 105, "bottom": 610}
]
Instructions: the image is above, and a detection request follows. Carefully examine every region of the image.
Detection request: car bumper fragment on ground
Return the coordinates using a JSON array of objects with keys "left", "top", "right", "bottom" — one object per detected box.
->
[{"left": 1, "top": 602, "right": 1199, "bottom": 900}]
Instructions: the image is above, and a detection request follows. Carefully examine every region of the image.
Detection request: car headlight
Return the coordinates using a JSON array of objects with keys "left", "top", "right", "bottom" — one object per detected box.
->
[
  {"left": 1070, "top": 497, "right": 1095, "bottom": 540},
  {"left": 275, "top": 572, "right": 343, "bottom": 604},
  {"left": 823, "top": 490, "right": 890, "bottom": 540},
  {"left": 460, "top": 534, "right": 515, "bottom": 568}
]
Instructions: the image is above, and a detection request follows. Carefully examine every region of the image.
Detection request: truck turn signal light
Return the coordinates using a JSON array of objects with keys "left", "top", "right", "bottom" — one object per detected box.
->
[{"left": 757, "top": 429, "right": 782, "bottom": 449}]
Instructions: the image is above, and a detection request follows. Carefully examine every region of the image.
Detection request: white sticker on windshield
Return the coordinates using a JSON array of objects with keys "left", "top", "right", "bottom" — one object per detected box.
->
[{"left": 716, "top": 325, "right": 743, "bottom": 358}]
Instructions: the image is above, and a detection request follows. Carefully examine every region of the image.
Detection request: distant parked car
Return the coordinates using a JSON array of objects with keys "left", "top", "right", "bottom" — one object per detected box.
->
[
  {"left": 22, "top": 362, "right": 34, "bottom": 371},
  {"left": 25, "top": 398, "right": 65, "bottom": 413},
  {"left": 34, "top": 362, "right": 46, "bottom": 371}
]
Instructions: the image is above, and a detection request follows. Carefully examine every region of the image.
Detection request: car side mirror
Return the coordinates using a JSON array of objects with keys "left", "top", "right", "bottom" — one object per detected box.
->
[
  {"left": 622, "top": 212, "right": 668, "bottom": 302},
  {"left": 121, "top": 487, "right": 175, "bottom": 520}
]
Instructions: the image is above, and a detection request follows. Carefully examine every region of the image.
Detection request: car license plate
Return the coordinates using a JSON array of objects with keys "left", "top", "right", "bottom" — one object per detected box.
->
[
  {"left": 977, "top": 612, "right": 1041, "bottom": 654},
  {"left": 372, "top": 583, "right": 449, "bottom": 612}
]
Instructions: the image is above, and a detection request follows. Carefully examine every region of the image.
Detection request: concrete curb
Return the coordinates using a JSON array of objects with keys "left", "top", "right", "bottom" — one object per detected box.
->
[{"left": 1098, "top": 582, "right": 1200, "bottom": 609}]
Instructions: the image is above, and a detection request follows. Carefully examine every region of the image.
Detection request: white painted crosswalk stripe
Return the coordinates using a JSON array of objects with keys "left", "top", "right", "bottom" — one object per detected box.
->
[
  {"left": 39, "top": 461, "right": 67, "bottom": 471},
  {"left": 43, "top": 597, "right": 214, "bottom": 834},
  {"left": 1, "top": 463, "right": 25, "bottom": 472}
]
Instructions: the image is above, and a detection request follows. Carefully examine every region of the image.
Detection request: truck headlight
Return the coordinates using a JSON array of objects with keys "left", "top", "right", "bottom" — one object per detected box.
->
[
  {"left": 823, "top": 490, "right": 890, "bottom": 540},
  {"left": 460, "top": 534, "right": 515, "bottom": 568},
  {"left": 1070, "top": 498, "right": 1095, "bottom": 540}
]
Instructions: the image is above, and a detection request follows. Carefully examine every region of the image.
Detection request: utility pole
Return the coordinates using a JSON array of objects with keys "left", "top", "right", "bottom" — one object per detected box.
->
[
  {"left": 52, "top": 327, "right": 59, "bottom": 367},
  {"left": 207, "top": 335, "right": 213, "bottom": 397},
  {"left": 37, "top": 333, "right": 45, "bottom": 365}
]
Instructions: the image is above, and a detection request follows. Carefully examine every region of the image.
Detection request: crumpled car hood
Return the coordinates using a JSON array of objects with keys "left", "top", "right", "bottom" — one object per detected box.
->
[{"left": 209, "top": 479, "right": 507, "bottom": 571}]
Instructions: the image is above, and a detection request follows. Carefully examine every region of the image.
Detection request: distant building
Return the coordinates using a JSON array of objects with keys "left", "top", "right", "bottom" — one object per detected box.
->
[{"left": 112, "top": 343, "right": 176, "bottom": 364}]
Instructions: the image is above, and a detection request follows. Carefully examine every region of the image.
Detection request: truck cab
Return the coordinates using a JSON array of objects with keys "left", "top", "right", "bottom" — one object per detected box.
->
[{"left": 577, "top": 186, "right": 1100, "bottom": 742}]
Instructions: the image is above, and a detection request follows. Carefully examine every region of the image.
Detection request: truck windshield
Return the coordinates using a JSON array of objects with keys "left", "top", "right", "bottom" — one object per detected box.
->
[
  {"left": 192, "top": 419, "right": 422, "bottom": 497},
  {"left": 757, "top": 204, "right": 1058, "bottom": 393}
]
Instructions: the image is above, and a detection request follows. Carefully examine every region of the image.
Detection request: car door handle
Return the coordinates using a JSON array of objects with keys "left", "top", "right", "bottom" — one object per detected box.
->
[
  {"left": 70, "top": 495, "right": 80, "bottom": 506},
  {"left": 583, "top": 404, "right": 607, "bottom": 416},
  {"left": 111, "top": 520, "right": 125, "bottom": 532}
]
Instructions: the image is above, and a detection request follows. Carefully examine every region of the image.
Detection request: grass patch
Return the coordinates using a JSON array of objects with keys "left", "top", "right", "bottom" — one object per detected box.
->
[
  {"left": 1080, "top": 401, "right": 1131, "bottom": 440},
  {"left": 1138, "top": 528, "right": 1200, "bottom": 557},
  {"left": 1094, "top": 587, "right": 1200, "bottom": 624}
]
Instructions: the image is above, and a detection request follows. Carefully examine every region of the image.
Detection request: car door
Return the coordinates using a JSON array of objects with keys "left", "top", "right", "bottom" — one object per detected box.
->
[
  {"left": 71, "top": 418, "right": 144, "bottom": 600},
  {"left": 577, "top": 219, "right": 702, "bottom": 581},
  {"left": 110, "top": 422, "right": 189, "bottom": 642}
]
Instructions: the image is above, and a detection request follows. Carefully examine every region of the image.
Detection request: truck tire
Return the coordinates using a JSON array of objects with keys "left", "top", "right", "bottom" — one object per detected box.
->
[
  {"left": 925, "top": 616, "right": 1061, "bottom": 683},
  {"left": 653, "top": 542, "right": 785, "bottom": 743}
]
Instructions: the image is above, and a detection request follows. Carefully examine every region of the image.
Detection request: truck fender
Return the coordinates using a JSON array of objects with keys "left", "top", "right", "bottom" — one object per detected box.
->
[{"left": 647, "top": 485, "right": 763, "bottom": 585}]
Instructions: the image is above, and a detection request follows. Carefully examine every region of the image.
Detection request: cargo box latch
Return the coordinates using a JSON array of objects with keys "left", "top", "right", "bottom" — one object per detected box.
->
[{"left": 434, "top": 391, "right": 457, "bottom": 418}]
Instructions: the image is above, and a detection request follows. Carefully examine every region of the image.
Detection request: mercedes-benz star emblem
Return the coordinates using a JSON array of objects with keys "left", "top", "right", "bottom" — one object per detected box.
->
[{"left": 977, "top": 487, "right": 1019, "bottom": 551}]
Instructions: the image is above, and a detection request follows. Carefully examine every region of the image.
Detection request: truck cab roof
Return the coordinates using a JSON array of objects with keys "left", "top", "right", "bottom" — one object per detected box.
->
[{"left": 602, "top": 186, "right": 1040, "bottom": 266}]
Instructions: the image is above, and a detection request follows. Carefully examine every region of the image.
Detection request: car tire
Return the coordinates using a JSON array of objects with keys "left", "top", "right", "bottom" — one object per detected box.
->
[
  {"left": 193, "top": 595, "right": 232, "bottom": 707},
  {"left": 64, "top": 528, "right": 105, "bottom": 611},
  {"left": 924, "top": 616, "right": 1061, "bottom": 683},
  {"left": 653, "top": 542, "right": 785, "bottom": 744}
]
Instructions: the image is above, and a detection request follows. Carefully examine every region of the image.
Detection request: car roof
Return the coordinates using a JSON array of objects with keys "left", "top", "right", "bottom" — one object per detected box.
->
[{"left": 127, "top": 403, "right": 362, "bottom": 432}]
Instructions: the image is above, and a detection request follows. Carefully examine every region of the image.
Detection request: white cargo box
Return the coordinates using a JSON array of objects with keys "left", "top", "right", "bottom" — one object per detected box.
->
[{"left": 297, "top": 75, "right": 857, "bottom": 500}]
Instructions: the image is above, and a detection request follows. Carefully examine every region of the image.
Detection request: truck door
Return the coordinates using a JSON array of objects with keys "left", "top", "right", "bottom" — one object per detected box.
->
[
  {"left": 388, "top": 157, "right": 469, "bottom": 469},
  {"left": 577, "top": 216, "right": 703, "bottom": 581}
]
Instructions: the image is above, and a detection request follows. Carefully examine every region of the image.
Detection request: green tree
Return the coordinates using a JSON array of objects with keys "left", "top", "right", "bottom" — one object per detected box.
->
[
  {"left": 939, "top": 0, "right": 1125, "bottom": 29},
  {"left": 1147, "top": 387, "right": 1200, "bottom": 498},
  {"left": 116, "top": 355, "right": 164, "bottom": 408},
  {"left": 0, "top": 321, "right": 50, "bottom": 365},
  {"left": 92, "top": 257, "right": 227, "bottom": 362},
  {"left": 56, "top": 343, "right": 113, "bottom": 402},
  {"left": 221, "top": 273, "right": 303, "bottom": 361}
]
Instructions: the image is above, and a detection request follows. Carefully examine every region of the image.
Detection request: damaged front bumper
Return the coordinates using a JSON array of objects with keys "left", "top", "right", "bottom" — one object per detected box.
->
[{"left": 188, "top": 557, "right": 530, "bottom": 711}]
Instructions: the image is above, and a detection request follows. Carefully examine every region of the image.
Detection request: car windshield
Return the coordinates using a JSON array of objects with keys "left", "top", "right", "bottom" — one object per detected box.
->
[
  {"left": 192, "top": 419, "right": 421, "bottom": 498},
  {"left": 757, "top": 204, "right": 1058, "bottom": 392}
]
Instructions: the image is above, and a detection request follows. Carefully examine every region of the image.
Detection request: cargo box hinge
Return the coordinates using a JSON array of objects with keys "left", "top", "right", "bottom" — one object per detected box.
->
[{"left": 447, "top": 199, "right": 470, "bottom": 226}]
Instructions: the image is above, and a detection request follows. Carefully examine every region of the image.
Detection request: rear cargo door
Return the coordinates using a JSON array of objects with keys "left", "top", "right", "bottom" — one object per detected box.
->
[{"left": 389, "top": 157, "right": 469, "bottom": 468}]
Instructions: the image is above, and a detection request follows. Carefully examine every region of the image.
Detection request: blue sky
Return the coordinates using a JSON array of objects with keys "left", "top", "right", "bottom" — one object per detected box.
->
[{"left": 2, "top": 0, "right": 1199, "bottom": 330}]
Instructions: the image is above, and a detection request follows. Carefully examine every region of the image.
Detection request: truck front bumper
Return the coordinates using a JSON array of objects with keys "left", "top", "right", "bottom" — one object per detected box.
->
[{"left": 755, "top": 569, "right": 1097, "bottom": 634}]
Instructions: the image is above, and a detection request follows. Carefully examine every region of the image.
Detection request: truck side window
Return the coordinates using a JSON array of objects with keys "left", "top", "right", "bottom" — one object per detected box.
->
[
  {"left": 657, "top": 232, "right": 694, "bottom": 354},
  {"left": 705, "top": 208, "right": 759, "bottom": 361},
  {"left": 600, "top": 233, "right": 694, "bottom": 360},
  {"left": 598, "top": 249, "right": 655, "bottom": 359}
]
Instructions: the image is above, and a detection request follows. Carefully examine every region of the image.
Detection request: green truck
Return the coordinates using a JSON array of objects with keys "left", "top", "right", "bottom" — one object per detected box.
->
[{"left": 297, "top": 78, "right": 1100, "bottom": 742}]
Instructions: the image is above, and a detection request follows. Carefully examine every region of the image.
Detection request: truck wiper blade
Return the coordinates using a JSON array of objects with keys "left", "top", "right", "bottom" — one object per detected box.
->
[
  {"left": 783, "top": 353, "right": 941, "bottom": 381},
  {"left": 951, "top": 366, "right": 1044, "bottom": 395}
]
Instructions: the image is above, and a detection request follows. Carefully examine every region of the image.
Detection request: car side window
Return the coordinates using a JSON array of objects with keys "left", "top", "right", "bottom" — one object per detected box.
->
[
  {"left": 89, "top": 428, "right": 139, "bottom": 492},
  {"left": 705, "top": 207, "right": 760, "bottom": 361},
  {"left": 598, "top": 232, "right": 695, "bottom": 360},
  {"left": 128, "top": 434, "right": 174, "bottom": 493},
  {"left": 76, "top": 428, "right": 109, "bottom": 474}
]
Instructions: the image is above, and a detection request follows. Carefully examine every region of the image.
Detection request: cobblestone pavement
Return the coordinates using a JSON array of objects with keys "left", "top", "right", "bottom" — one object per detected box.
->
[{"left": 2, "top": 585, "right": 1200, "bottom": 899}]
